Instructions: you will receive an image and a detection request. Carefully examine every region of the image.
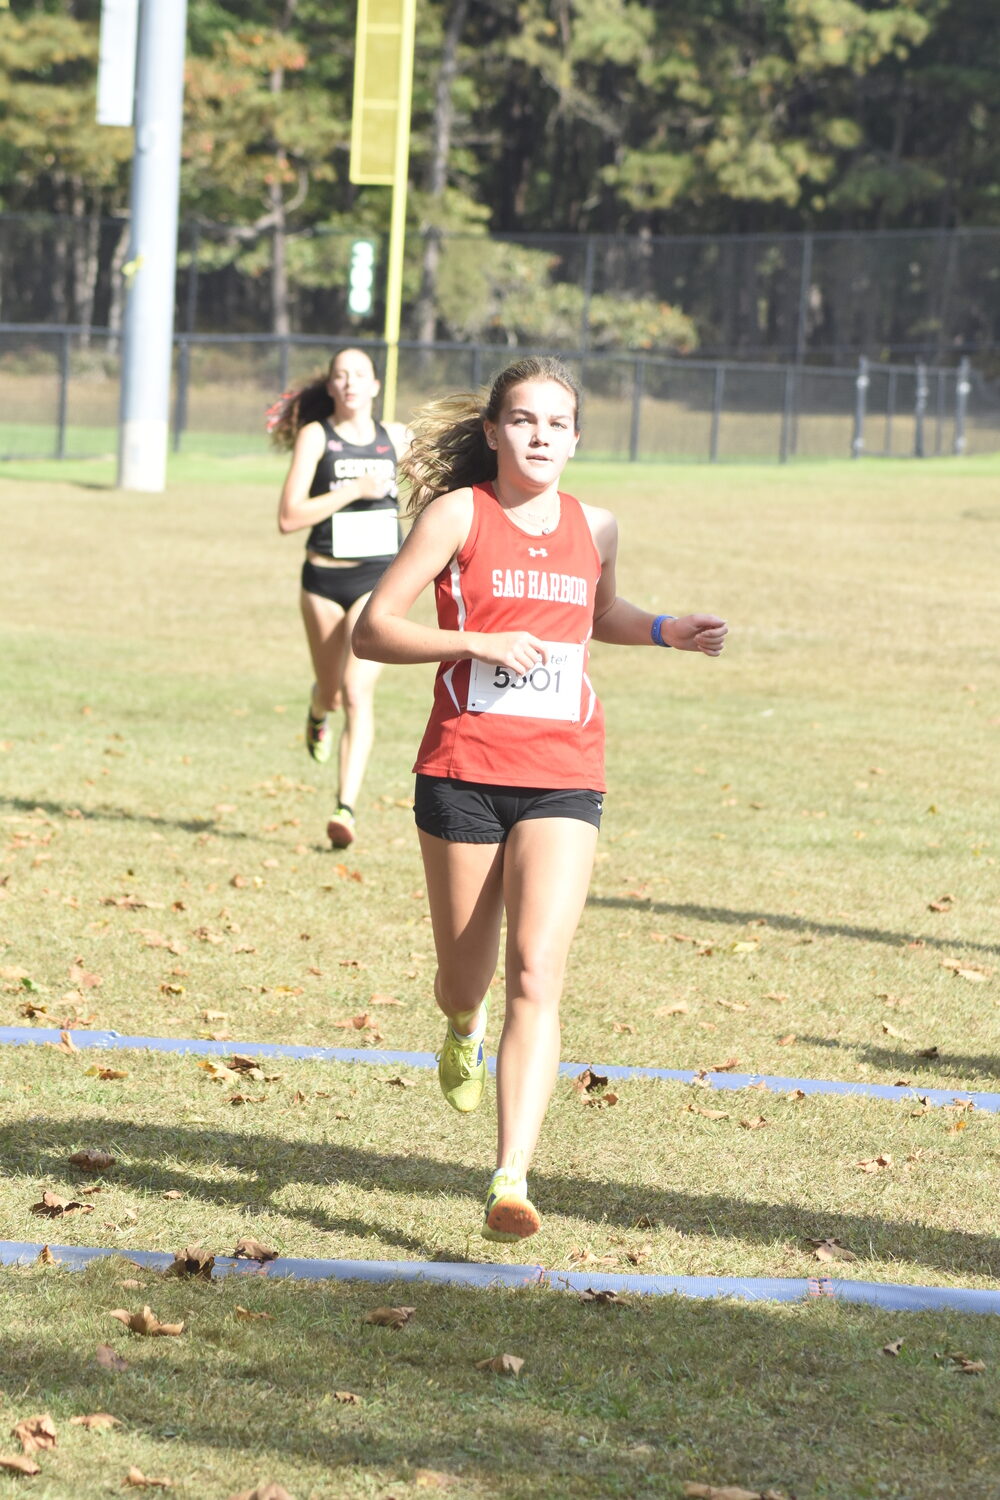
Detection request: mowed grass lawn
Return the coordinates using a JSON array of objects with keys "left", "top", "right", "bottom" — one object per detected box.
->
[{"left": 0, "top": 450, "right": 998, "bottom": 1499}]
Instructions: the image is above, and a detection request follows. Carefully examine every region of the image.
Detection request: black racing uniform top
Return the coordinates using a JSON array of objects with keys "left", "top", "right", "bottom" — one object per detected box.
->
[{"left": 305, "top": 418, "right": 400, "bottom": 560}]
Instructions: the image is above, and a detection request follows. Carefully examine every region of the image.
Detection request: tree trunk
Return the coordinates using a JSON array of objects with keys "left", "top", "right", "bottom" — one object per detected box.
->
[
  {"left": 107, "top": 217, "right": 132, "bottom": 353},
  {"left": 51, "top": 176, "right": 71, "bottom": 323},
  {"left": 70, "top": 176, "right": 102, "bottom": 348},
  {"left": 269, "top": 0, "right": 299, "bottom": 337},
  {"left": 415, "top": 0, "right": 470, "bottom": 349}
]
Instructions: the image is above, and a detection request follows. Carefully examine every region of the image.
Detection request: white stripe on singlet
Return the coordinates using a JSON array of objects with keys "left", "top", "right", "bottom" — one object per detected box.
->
[{"left": 440, "top": 556, "right": 467, "bottom": 713}]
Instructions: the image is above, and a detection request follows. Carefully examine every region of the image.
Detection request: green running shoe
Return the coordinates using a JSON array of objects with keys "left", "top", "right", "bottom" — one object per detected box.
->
[
  {"left": 305, "top": 698, "right": 332, "bottom": 764},
  {"left": 326, "top": 806, "right": 356, "bottom": 849},
  {"left": 437, "top": 1002, "right": 488, "bottom": 1113},
  {"left": 482, "top": 1168, "right": 541, "bottom": 1243}
]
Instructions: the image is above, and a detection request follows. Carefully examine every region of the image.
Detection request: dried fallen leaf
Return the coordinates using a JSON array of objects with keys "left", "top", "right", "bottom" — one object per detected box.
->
[
  {"left": 12, "top": 1414, "right": 56, "bottom": 1455},
  {"left": 578, "top": 1289, "right": 629, "bottom": 1306},
  {"left": 809, "top": 1236, "right": 858, "bottom": 1263},
  {"left": 108, "top": 1306, "right": 184, "bottom": 1337},
  {"left": 232, "top": 1239, "right": 278, "bottom": 1263},
  {"left": 685, "top": 1103, "right": 730, "bottom": 1120},
  {"left": 70, "top": 1413, "right": 122, "bottom": 1431},
  {"left": 654, "top": 1002, "right": 688, "bottom": 1017},
  {"left": 36, "top": 1246, "right": 56, "bottom": 1266},
  {"left": 69, "top": 1149, "right": 115, "bottom": 1173},
  {"left": 0, "top": 1455, "right": 41, "bottom": 1476},
  {"left": 235, "top": 1307, "right": 274, "bottom": 1322},
  {"left": 683, "top": 1487, "right": 788, "bottom": 1500},
  {"left": 227, "top": 1486, "right": 296, "bottom": 1500},
  {"left": 124, "top": 1467, "right": 172, "bottom": 1489},
  {"left": 169, "top": 1245, "right": 215, "bottom": 1279},
  {"left": 952, "top": 1357, "right": 986, "bottom": 1374},
  {"left": 916, "top": 1045, "right": 941, "bottom": 1060},
  {"left": 31, "top": 1190, "right": 94, "bottom": 1219},
  {"left": 332, "top": 1391, "right": 362, "bottom": 1405},
  {"left": 583, "top": 1091, "right": 619, "bottom": 1108},
  {"left": 363, "top": 1305, "right": 415, "bottom": 1329},
  {"left": 567, "top": 1247, "right": 616, "bottom": 1267},
  {"left": 857, "top": 1154, "right": 893, "bottom": 1173},
  {"left": 573, "top": 1067, "right": 608, "bottom": 1094},
  {"left": 882, "top": 1339, "right": 904, "bottom": 1357},
  {"left": 881, "top": 1023, "right": 910, "bottom": 1040},
  {"left": 708, "top": 1056, "right": 740, "bottom": 1073},
  {"left": 740, "top": 1116, "right": 768, "bottom": 1130},
  {"left": 776, "top": 1034, "right": 796, "bottom": 1047},
  {"left": 95, "top": 1344, "right": 129, "bottom": 1373},
  {"left": 68, "top": 961, "right": 101, "bottom": 989},
  {"left": 86, "top": 1066, "right": 128, "bottom": 1081},
  {"left": 161, "top": 1191, "right": 184, "bottom": 1201},
  {"left": 927, "top": 894, "right": 954, "bottom": 912},
  {"left": 381, "top": 1076, "right": 416, "bottom": 1089},
  {"left": 414, "top": 1472, "right": 459, "bottom": 1491},
  {"left": 475, "top": 1353, "right": 524, "bottom": 1375},
  {"left": 228, "top": 1055, "right": 266, "bottom": 1077}
]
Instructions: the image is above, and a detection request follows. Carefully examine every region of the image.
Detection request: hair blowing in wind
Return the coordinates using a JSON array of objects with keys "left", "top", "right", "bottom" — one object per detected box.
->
[{"left": 402, "top": 357, "right": 581, "bottom": 518}]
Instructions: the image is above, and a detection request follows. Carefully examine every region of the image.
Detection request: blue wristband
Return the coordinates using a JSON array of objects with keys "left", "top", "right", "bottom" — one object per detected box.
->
[{"left": 651, "top": 614, "right": 676, "bottom": 648}]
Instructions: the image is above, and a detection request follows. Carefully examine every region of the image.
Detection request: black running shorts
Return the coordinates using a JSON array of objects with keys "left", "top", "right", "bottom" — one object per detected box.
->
[
  {"left": 301, "top": 557, "right": 388, "bottom": 612},
  {"left": 414, "top": 774, "right": 603, "bottom": 844}
]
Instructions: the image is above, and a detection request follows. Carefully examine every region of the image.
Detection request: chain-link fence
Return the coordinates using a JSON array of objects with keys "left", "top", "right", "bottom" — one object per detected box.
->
[
  {"left": 2, "top": 325, "right": 996, "bottom": 465},
  {"left": 2, "top": 215, "right": 1000, "bottom": 367}
]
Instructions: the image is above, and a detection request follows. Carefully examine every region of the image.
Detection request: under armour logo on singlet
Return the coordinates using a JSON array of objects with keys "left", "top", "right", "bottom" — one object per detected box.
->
[{"left": 528, "top": 546, "right": 548, "bottom": 557}]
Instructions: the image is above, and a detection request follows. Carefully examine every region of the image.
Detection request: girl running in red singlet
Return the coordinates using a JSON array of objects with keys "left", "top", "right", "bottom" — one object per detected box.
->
[
  {"left": 353, "top": 356, "right": 727, "bottom": 1245},
  {"left": 271, "top": 348, "right": 410, "bottom": 850}
]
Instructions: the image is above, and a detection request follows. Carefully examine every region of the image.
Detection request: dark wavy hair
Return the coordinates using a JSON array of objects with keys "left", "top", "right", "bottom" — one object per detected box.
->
[
  {"left": 402, "top": 356, "right": 581, "bottom": 518},
  {"left": 266, "top": 347, "right": 379, "bottom": 451}
]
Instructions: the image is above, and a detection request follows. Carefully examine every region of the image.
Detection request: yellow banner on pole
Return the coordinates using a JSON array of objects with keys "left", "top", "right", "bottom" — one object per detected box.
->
[
  {"left": 349, "top": 0, "right": 416, "bottom": 421},
  {"left": 349, "top": 0, "right": 412, "bottom": 187}
]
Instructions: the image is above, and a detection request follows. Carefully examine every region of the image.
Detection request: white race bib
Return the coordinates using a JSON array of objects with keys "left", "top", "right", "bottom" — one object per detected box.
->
[
  {"left": 467, "top": 642, "right": 584, "bottom": 722},
  {"left": 331, "top": 508, "right": 398, "bottom": 559}
]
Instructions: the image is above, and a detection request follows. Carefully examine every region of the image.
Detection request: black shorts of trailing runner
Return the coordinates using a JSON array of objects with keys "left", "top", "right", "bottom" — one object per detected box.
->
[
  {"left": 301, "top": 557, "right": 387, "bottom": 612},
  {"left": 414, "top": 774, "right": 603, "bottom": 844}
]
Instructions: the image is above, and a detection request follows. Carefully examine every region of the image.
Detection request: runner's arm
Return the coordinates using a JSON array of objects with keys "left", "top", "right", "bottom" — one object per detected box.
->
[{"left": 587, "top": 508, "right": 727, "bottom": 654}]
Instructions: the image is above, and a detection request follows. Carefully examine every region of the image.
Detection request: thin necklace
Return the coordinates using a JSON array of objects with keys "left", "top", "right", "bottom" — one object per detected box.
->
[{"left": 493, "top": 481, "right": 559, "bottom": 535}]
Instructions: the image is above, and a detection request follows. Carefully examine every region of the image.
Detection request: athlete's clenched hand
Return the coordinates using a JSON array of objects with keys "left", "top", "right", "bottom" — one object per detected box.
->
[
  {"left": 667, "top": 614, "right": 728, "bottom": 656},
  {"left": 470, "top": 632, "right": 549, "bottom": 675}
]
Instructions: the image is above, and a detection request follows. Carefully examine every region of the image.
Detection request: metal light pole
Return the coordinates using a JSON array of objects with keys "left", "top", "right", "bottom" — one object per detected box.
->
[{"left": 116, "top": 0, "right": 188, "bottom": 492}]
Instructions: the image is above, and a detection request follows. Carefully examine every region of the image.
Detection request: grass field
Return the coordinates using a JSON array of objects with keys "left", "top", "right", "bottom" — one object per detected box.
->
[{"left": 1, "top": 450, "right": 999, "bottom": 1498}]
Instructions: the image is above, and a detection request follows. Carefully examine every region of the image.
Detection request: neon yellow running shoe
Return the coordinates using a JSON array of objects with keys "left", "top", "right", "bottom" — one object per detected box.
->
[
  {"left": 482, "top": 1167, "right": 541, "bottom": 1243},
  {"left": 305, "top": 700, "right": 332, "bottom": 764},
  {"left": 326, "top": 806, "right": 356, "bottom": 849},
  {"left": 437, "top": 1001, "right": 488, "bottom": 1113}
]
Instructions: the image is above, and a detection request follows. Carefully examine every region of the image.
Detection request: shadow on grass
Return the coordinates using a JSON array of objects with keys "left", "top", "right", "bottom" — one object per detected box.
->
[
  {"left": 588, "top": 895, "right": 1000, "bottom": 958},
  {"left": 2, "top": 1118, "right": 996, "bottom": 1282},
  {"left": 1, "top": 1277, "right": 979, "bottom": 1500},
  {"left": 795, "top": 1034, "right": 1000, "bottom": 1081},
  {"left": 0, "top": 794, "right": 255, "bottom": 843}
]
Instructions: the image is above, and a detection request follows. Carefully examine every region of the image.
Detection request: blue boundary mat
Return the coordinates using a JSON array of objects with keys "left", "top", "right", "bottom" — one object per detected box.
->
[
  {"left": 2, "top": 1240, "right": 997, "bottom": 1314},
  {"left": 2, "top": 1025, "right": 998, "bottom": 1113}
]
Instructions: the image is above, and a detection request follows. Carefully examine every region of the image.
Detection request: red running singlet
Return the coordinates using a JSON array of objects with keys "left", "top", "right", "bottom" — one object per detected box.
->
[{"left": 413, "top": 483, "right": 606, "bottom": 791}]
